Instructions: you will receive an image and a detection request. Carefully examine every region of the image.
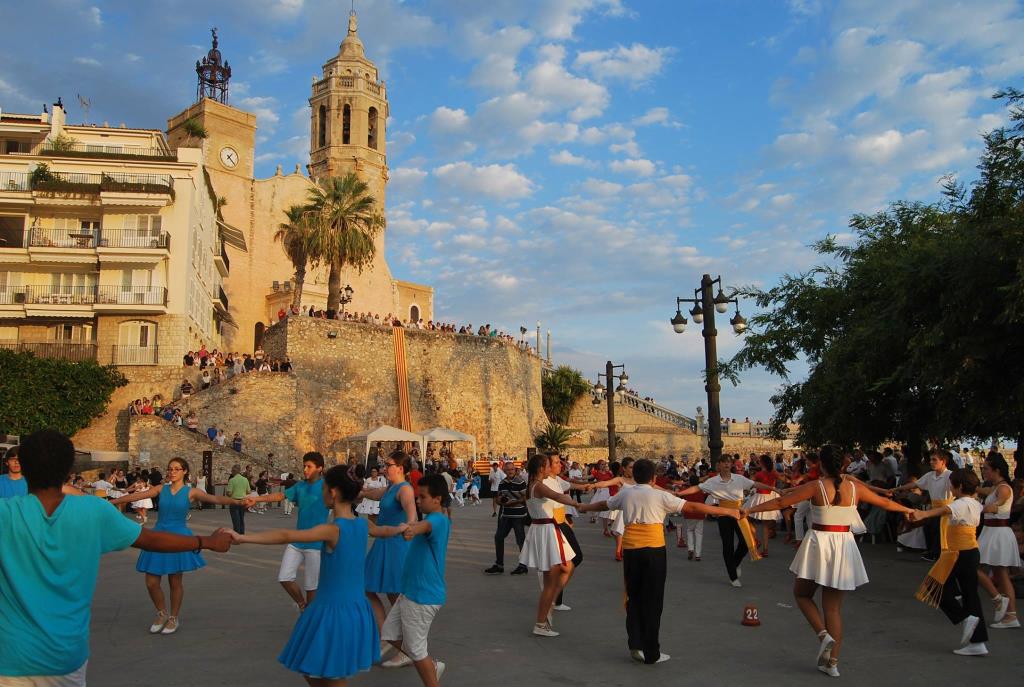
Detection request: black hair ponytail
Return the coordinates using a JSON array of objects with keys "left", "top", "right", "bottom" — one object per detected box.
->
[{"left": 818, "top": 445, "right": 843, "bottom": 505}]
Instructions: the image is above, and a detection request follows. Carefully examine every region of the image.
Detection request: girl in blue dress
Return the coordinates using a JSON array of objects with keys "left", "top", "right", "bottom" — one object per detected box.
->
[
  {"left": 110, "top": 457, "right": 248, "bottom": 635},
  {"left": 231, "top": 465, "right": 407, "bottom": 686},
  {"left": 358, "top": 451, "right": 418, "bottom": 642}
]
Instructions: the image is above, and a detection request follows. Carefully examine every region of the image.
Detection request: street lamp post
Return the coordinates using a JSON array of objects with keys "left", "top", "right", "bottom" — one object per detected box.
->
[
  {"left": 669, "top": 274, "right": 746, "bottom": 467},
  {"left": 339, "top": 284, "right": 354, "bottom": 315},
  {"left": 592, "top": 361, "right": 629, "bottom": 463}
]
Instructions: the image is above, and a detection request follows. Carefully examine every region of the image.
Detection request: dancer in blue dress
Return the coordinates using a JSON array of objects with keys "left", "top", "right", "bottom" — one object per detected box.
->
[
  {"left": 230, "top": 464, "right": 407, "bottom": 686},
  {"left": 110, "top": 457, "right": 249, "bottom": 635},
  {"left": 359, "top": 450, "right": 418, "bottom": 639}
]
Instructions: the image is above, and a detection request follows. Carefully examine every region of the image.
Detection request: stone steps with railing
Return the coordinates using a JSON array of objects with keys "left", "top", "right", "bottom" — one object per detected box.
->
[{"left": 617, "top": 394, "right": 697, "bottom": 432}]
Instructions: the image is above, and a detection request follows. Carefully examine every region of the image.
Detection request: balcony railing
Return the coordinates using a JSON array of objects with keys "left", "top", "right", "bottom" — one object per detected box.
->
[
  {"left": 0, "top": 341, "right": 97, "bottom": 362},
  {"left": 98, "top": 229, "right": 169, "bottom": 249},
  {"left": 41, "top": 142, "right": 174, "bottom": 161},
  {"left": 218, "top": 286, "right": 229, "bottom": 310},
  {"left": 0, "top": 285, "right": 98, "bottom": 305},
  {"left": 0, "top": 172, "right": 29, "bottom": 191},
  {"left": 111, "top": 344, "right": 158, "bottom": 365},
  {"left": 96, "top": 285, "right": 167, "bottom": 306},
  {"left": 220, "top": 242, "right": 230, "bottom": 271},
  {"left": 28, "top": 227, "right": 97, "bottom": 248},
  {"left": 30, "top": 171, "right": 174, "bottom": 198}
]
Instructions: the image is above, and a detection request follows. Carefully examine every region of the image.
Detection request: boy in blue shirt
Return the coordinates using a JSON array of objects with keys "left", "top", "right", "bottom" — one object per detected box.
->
[
  {"left": 0, "top": 448, "right": 28, "bottom": 499},
  {"left": 0, "top": 430, "right": 232, "bottom": 685},
  {"left": 251, "top": 451, "right": 330, "bottom": 610},
  {"left": 380, "top": 473, "right": 450, "bottom": 686}
]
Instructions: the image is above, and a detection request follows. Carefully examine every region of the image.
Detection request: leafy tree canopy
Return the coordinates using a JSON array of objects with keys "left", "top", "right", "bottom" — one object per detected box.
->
[
  {"left": 541, "top": 365, "right": 591, "bottom": 424},
  {"left": 731, "top": 89, "right": 1024, "bottom": 451},
  {"left": 0, "top": 350, "right": 127, "bottom": 437}
]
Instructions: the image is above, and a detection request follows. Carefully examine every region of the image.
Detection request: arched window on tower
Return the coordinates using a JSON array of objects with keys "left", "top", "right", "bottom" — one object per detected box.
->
[
  {"left": 368, "top": 107, "right": 378, "bottom": 150},
  {"left": 342, "top": 104, "right": 351, "bottom": 145},
  {"left": 317, "top": 105, "right": 327, "bottom": 148}
]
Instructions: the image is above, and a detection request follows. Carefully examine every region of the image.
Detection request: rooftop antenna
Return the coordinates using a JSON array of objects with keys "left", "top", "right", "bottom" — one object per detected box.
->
[{"left": 76, "top": 94, "right": 91, "bottom": 124}]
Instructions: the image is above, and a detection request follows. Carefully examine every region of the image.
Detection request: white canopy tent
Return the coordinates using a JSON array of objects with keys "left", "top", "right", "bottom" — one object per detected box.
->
[
  {"left": 420, "top": 427, "right": 477, "bottom": 461},
  {"left": 342, "top": 425, "right": 426, "bottom": 464}
]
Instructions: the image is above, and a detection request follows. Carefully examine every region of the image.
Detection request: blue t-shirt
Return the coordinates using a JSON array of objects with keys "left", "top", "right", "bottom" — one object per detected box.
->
[
  {"left": 0, "top": 475, "right": 28, "bottom": 499},
  {"left": 0, "top": 494, "right": 142, "bottom": 676},
  {"left": 284, "top": 478, "right": 329, "bottom": 550},
  {"left": 401, "top": 511, "right": 450, "bottom": 605}
]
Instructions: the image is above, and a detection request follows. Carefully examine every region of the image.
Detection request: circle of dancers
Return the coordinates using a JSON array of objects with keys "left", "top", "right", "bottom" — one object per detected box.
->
[{"left": 1, "top": 431, "right": 1020, "bottom": 686}]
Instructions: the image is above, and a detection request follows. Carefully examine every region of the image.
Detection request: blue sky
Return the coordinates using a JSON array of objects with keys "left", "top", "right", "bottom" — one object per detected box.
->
[{"left": 2, "top": 0, "right": 1022, "bottom": 423}]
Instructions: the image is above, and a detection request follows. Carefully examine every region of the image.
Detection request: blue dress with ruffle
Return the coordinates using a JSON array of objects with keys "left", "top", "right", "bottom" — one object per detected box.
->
[
  {"left": 135, "top": 485, "right": 205, "bottom": 575},
  {"left": 363, "top": 481, "right": 412, "bottom": 593},
  {"left": 279, "top": 517, "right": 380, "bottom": 678}
]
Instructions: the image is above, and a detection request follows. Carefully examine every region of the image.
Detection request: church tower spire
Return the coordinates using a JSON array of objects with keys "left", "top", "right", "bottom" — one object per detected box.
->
[{"left": 308, "top": 8, "right": 388, "bottom": 188}]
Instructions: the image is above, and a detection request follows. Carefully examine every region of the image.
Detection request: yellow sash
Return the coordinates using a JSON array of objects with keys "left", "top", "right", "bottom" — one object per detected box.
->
[
  {"left": 622, "top": 523, "right": 665, "bottom": 550},
  {"left": 720, "top": 499, "right": 762, "bottom": 561},
  {"left": 553, "top": 505, "right": 566, "bottom": 525},
  {"left": 915, "top": 523, "right": 978, "bottom": 608}
]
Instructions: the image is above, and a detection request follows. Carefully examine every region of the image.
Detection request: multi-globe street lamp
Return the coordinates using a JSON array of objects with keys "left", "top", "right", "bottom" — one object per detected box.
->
[
  {"left": 669, "top": 273, "right": 747, "bottom": 466},
  {"left": 591, "top": 361, "right": 629, "bottom": 463},
  {"left": 339, "top": 284, "right": 354, "bottom": 314}
]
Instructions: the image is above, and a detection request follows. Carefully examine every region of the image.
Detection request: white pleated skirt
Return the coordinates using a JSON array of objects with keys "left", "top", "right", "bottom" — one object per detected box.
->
[
  {"left": 520, "top": 522, "right": 570, "bottom": 572},
  {"left": 356, "top": 499, "right": 380, "bottom": 515},
  {"left": 979, "top": 526, "right": 1021, "bottom": 567},
  {"left": 592, "top": 488, "right": 614, "bottom": 518},
  {"left": 745, "top": 492, "right": 779, "bottom": 521},
  {"left": 790, "top": 530, "right": 868, "bottom": 590}
]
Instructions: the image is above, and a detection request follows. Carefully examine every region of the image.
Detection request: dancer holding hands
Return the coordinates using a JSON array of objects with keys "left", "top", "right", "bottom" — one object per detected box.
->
[
  {"left": 975, "top": 453, "right": 1020, "bottom": 629},
  {"left": 109, "top": 457, "right": 251, "bottom": 635},
  {"left": 746, "top": 445, "right": 914, "bottom": 677}
]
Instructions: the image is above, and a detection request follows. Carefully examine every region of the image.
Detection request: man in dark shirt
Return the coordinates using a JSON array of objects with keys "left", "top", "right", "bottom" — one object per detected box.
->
[{"left": 484, "top": 462, "right": 529, "bottom": 575}]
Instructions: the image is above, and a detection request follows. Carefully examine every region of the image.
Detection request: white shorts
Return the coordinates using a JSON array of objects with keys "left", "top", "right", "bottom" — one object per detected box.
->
[
  {"left": 0, "top": 662, "right": 87, "bottom": 687},
  {"left": 380, "top": 597, "right": 440, "bottom": 661},
  {"left": 277, "top": 544, "right": 321, "bottom": 590}
]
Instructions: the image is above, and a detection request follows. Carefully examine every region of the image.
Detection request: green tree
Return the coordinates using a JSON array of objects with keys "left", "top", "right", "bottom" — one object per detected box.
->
[
  {"left": 275, "top": 204, "right": 313, "bottom": 309},
  {"left": 0, "top": 350, "right": 127, "bottom": 436},
  {"left": 534, "top": 423, "right": 574, "bottom": 452},
  {"left": 181, "top": 118, "right": 208, "bottom": 147},
  {"left": 541, "top": 365, "right": 591, "bottom": 424},
  {"left": 730, "top": 89, "right": 1024, "bottom": 452},
  {"left": 305, "top": 174, "right": 384, "bottom": 313}
]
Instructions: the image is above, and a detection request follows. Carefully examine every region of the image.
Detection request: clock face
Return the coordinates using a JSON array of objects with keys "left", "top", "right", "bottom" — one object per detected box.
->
[{"left": 219, "top": 146, "right": 239, "bottom": 169}]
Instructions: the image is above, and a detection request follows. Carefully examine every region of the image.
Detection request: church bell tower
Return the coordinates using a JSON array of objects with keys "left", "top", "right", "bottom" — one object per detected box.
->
[{"left": 309, "top": 10, "right": 389, "bottom": 202}]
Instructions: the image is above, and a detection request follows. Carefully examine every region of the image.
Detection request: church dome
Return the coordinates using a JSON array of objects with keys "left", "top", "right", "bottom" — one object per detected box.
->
[{"left": 339, "top": 11, "right": 365, "bottom": 58}]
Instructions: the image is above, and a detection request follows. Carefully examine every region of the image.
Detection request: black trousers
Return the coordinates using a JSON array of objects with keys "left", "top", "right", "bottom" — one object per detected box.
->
[
  {"left": 229, "top": 504, "right": 246, "bottom": 534},
  {"left": 623, "top": 546, "right": 667, "bottom": 664},
  {"left": 555, "top": 522, "right": 582, "bottom": 606},
  {"left": 924, "top": 518, "right": 941, "bottom": 558},
  {"left": 938, "top": 548, "right": 988, "bottom": 644},
  {"left": 717, "top": 517, "right": 748, "bottom": 581},
  {"left": 494, "top": 516, "right": 526, "bottom": 566}
]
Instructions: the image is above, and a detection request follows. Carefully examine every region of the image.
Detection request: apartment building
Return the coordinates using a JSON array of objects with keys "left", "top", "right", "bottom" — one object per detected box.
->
[{"left": 0, "top": 101, "right": 231, "bottom": 366}]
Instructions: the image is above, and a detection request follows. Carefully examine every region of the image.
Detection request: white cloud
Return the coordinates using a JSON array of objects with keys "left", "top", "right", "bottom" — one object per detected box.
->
[
  {"left": 433, "top": 162, "right": 535, "bottom": 200},
  {"left": 249, "top": 49, "right": 288, "bottom": 75},
  {"left": 550, "top": 150, "right": 593, "bottom": 166},
  {"left": 390, "top": 167, "right": 428, "bottom": 194},
  {"left": 845, "top": 128, "right": 928, "bottom": 165},
  {"left": 633, "top": 106, "right": 681, "bottom": 128},
  {"left": 73, "top": 57, "right": 101, "bottom": 67},
  {"left": 573, "top": 43, "right": 674, "bottom": 83},
  {"left": 429, "top": 106, "right": 470, "bottom": 134},
  {"left": 581, "top": 178, "right": 623, "bottom": 196},
  {"left": 525, "top": 45, "right": 608, "bottom": 121},
  {"left": 609, "top": 158, "right": 655, "bottom": 176},
  {"left": 86, "top": 6, "right": 102, "bottom": 26},
  {"left": 238, "top": 96, "right": 280, "bottom": 130}
]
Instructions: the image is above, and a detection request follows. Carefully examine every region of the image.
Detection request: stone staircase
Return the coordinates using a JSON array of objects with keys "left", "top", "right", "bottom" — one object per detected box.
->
[{"left": 617, "top": 394, "right": 697, "bottom": 432}]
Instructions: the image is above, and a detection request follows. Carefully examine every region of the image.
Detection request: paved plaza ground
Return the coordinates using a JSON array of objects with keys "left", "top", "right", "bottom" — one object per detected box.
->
[{"left": 88, "top": 503, "right": 1016, "bottom": 686}]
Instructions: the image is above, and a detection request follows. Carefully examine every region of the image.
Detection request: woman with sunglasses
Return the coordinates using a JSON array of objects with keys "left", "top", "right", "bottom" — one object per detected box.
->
[
  {"left": 358, "top": 449, "right": 418, "bottom": 662},
  {"left": 110, "top": 457, "right": 250, "bottom": 635}
]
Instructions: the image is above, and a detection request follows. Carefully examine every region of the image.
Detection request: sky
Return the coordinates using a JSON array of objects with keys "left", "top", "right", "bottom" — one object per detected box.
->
[{"left": 2, "top": 0, "right": 1021, "bottom": 423}]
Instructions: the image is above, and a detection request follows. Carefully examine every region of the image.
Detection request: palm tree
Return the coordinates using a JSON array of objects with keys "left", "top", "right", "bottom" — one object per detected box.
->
[
  {"left": 305, "top": 173, "right": 384, "bottom": 313},
  {"left": 274, "top": 204, "right": 312, "bottom": 309},
  {"left": 181, "top": 118, "right": 208, "bottom": 148},
  {"left": 534, "top": 423, "right": 575, "bottom": 452}
]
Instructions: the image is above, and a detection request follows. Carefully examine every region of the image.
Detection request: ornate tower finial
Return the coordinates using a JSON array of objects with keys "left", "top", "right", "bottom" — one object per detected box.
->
[
  {"left": 348, "top": 9, "right": 357, "bottom": 35},
  {"left": 196, "top": 27, "right": 231, "bottom": 104}
]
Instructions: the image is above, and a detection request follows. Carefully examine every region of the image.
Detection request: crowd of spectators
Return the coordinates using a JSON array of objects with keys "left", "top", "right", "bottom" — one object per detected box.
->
[{"left": 181, "top": 344, "right": 294, "bottom": 377}]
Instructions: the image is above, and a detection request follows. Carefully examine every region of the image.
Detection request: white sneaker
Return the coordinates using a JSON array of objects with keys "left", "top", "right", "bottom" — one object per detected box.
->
[
  {"left": 818, "top": 660, "right": 840, "bottom": 677},
  {"left": 990, "top": 615, "right": 1020, "bottom": 629},
  {"left": 382, "top": 653, "right": 413, "bottom": 668},
  {"left": 434, "top": 660, "right": 446, "bottom": 681},
  {"left": 160, "top": 616, "right": 179, "bottom": 634},
  {"left": 148, "top": 612, "right": 168, "bottom": 634},
  {"left": 816, "top": 632, "right": 835, "bottom": 667},
  {"left": 993, "top": 595, "right": 1009, "bottom": 623},
  {"left": 553, "top": 604, "right": 572, "bottom": 611},
  {"left": 730, "top": 579, "right": 742, "bottom": 588},
  {"left": 630, "top": 650, "right": 644, "bottom": 663},
  {"left": 959, "top": 616, "right": 979, "bottom": 647},
  {"left": 655, "top": 653, "right": 671, "bottom": 664},
  {"left": 953, "top": 642, "right": 989, "bottom": 656},
  {"left": 532, "top": 622, "right": 559, "bottom": 637}
]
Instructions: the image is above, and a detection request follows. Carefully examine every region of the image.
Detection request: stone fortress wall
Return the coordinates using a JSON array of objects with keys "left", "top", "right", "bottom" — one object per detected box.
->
[{"left": 120, "top": 316, "right": 545, "bottom": 473}]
